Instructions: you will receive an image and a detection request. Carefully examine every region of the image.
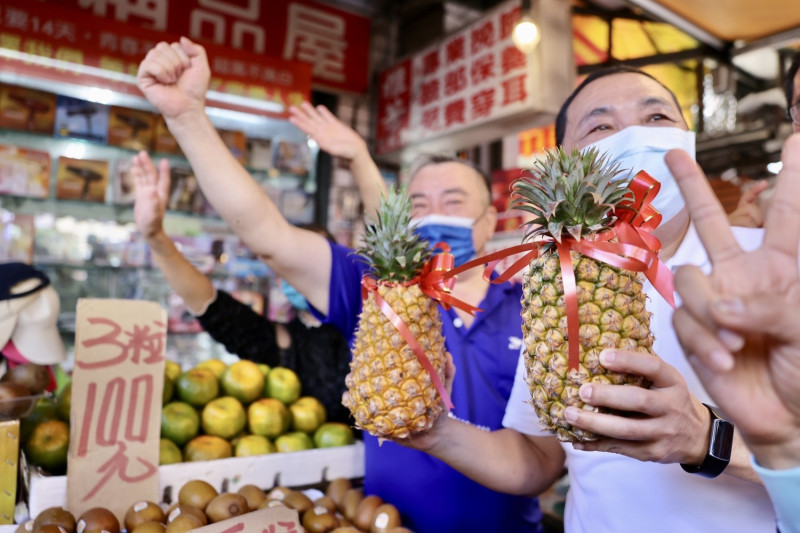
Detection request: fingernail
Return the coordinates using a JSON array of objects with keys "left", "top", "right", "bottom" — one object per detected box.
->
[
  {"left": 599, "top": 349, "right": 615, "bottom": 365},
  {"left": 718, "top": 328, "right": 744, "bottom": 351},
  {"left": 714, "top": 298, "right": 745, "bottom": 315},
  {"left": 565, "top": 406, "right": 578, "bottom": 423},
  {"left": 709, "top": 350, "right": 735, "bottom": 372},
  {"left": 579, "top": 384, "right": 592, "bottom": 400}
]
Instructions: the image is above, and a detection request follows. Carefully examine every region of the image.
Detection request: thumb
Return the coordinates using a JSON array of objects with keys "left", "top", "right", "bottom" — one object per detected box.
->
[
  {"left": 157, "top": 158, "right": 171, "bottom": 199},
  {"left": 180, "top": 36, "right": 206, "bottom": 61},
  {"left": 711, "top": 293, "right": 800, "bottom": 343}
]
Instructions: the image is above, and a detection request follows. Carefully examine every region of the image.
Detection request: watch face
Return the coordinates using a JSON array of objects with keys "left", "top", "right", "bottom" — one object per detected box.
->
[{"left": 709, "top": 418, "right": 735, "bottom": 459}]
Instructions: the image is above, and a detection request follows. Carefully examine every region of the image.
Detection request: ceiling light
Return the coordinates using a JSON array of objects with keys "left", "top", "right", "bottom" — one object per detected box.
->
[{"left": 512, "top": 0, "right": 541, "bottom": 54}]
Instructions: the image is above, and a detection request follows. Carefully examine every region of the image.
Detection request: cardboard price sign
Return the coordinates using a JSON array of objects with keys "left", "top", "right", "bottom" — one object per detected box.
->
[
  {"left": 192, "top": 507, "right": 301, "bottom": 533},
  {"left": 67, "top": 299, "right": 167, "bottom": 522}
]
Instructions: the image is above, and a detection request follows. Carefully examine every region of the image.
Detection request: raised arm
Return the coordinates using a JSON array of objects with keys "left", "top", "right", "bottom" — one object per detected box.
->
[
  {"left": 288, "top": 102, "right": 387, "bottom": 219},
  {"left": 136, "top": 38, "right": 332, "bottom": 313},
  {"left": 132, "top": 151, "right": 215, "bottom": 313}
]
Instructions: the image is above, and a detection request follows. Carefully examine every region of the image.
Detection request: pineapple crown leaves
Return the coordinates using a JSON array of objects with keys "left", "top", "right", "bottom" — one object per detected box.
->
[
  {"left": 511, "top": 146, "right": 633, "bottom": 245},
  {"left": 354, "top": 185, "right": 432, "bottom": 282}
]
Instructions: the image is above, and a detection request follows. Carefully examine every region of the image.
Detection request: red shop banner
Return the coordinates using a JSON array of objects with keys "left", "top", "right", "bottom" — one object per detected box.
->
[
  {"left": 0, "top": 0, "right": 312, "bottom": 117},
  {"left": 44, "top": 0, "right": 371, "bottom": 94},
  {"left": 377, "top": 0, "right": 534, "bottom": 154}
]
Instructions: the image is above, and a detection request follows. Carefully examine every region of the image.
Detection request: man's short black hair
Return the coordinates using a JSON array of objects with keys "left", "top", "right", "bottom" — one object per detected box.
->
[
  {"left": 555, "top": 65, "right": 683, "bottom": 146},
  {"left": 409, "top": 154, "right": 493, "bottom": 198},
  {"left": 784, "top": 51, "right": 800, "bottom": 111}
]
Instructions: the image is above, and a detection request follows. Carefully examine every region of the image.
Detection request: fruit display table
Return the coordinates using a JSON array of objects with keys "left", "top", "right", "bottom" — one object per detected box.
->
[{"left": 18, "top": 441, "right": 364, "bottom": 521}]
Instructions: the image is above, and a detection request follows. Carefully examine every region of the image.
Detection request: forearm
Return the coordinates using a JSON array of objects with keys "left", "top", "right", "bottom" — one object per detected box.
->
[
  {"left": 349, "top": 147, "right": 387, "bottom": 220},
  {"left": 164, "top": 110, "right": 333, "bottom": 312},
  {"left": 421, "top": 416, "right": 565, "bottom": 496},
  {"left": 165, "top": 111, "right": 293, "bottom": 258},
  {"left": 145, "top": 231, "right": 215, "bottom": 314}
]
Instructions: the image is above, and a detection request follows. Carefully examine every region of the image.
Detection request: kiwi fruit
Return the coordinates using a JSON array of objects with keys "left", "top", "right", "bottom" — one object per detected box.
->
[
  {"left": 130, "top": 522, "right": 166, "bottom": 533},
  {"left": 15, "top": 519, "right": 34, "bottom": 533},
  {"left": 353, "top": 495, "right": 382, "bottom": 532},
  {"left": 2, "top": 363, "right": 50, "bottom": 394},
  {"left": 0, "top": 382, "right": 33, "bottom": 418},
  {"left": 237, "top": 484, "right": 267, "bottom": 510},
  {"left": 265, "top": 486, "right": 292, "bottom": 502},
  {"left": 164, "top": 514, "right": 203, "bottom": 533},
  {"left": 330, "top": 527, "right": 360, "bottom": 533},
  {"left": 281, "top": 490, "right": 314, "bottom": 513},
  {"left": 370, "top": 503, "right": 401, "bottom": 533},
  {"left": 325, "top": 478, "right": 352, "bottom": 509},
  {"left": 165, "top": 504, "right": 207, "bottom": 526},
  {"left": 205, "top": 493, "right": 249, "bottom": 523},
  {"left": 257, "top": 500, "right": 288, "bottom": 510},
  {"left": 178, "top": 480, "right": 218, "bottom": 511},
  {"left": 124, "top": 501, "right": 165, "bottom": 531},
  {"left": 36, "top": 526, "right": 69, "bottom": 533},
  {"left": 301, "top": 506, "right": 339, "bottom": 533},
  {"left": 33, "top": 507, "right": 76, "bottom": 533},
  {"left": 387, "top": 528, "right": 414, "bottom": 533},
  {"left": 76, "top": 507, "right": 120, "bottom": 533},
  {"left": 313, "top": 496, "right": 338, "bottom": 513},
  {"left": 340, "top": 488, "right": 364, "bottom": 522}
]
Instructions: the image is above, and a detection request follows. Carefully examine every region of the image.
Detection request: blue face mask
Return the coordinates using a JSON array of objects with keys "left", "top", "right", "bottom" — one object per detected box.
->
[
  {"left": 280, "top": 280, "right": 309, "bottom": 311},
  {"left": 411, "top": 214, "right": 475, "bottom": 267}
]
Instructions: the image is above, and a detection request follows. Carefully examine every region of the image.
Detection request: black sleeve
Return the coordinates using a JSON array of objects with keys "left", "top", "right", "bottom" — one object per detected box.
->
[
  {"left": 284, "top": 319, "right": 355, "bottom": 426},
  {"left": 196, "top": 289, "right": 281, "bottom": 366}
]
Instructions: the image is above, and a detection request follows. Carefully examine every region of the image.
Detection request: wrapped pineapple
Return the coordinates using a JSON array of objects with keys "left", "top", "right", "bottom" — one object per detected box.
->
[
  {"left": 512, "top": 147, "right": 660, "bottom": 443},
  {"left": 342, "top": 187, "right": 452, "bottom": 439}
]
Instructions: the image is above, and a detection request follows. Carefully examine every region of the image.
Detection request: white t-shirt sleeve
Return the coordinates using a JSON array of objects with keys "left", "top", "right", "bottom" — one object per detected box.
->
[{"left": 502, "top": 348, "right": 549, "bottom": 436}]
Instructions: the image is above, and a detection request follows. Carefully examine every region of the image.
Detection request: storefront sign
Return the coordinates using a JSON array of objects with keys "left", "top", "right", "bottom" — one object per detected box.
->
[
  {"left": 0, "top": 0, "right": 312, "bottom": 117},
  {"left": 67, "top": 299, "right": 166, "bottom": 523},
  {"left": 46, "top": 0, "right": 370, "bottom": 94},
  {"left": 376, "top": 0, "right": 572, "bottom": 156}
]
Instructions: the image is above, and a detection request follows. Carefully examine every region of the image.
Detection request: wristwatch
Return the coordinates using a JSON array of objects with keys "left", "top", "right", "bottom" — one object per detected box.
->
[{"left": 680, "top": 403, "right": 734, "bottom": 478}]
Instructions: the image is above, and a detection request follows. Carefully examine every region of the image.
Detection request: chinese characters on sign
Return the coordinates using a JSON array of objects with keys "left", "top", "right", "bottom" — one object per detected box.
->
[
  {"left": 67, "top": 299, "right": 166, "bottom": 523},
  {"left": 376, "top": 0, "right": 534, "bottom": 154},
  {"left": 0, "top": 0, "right": 312, "bottom": 116},
  {"left": 48, "top": 0, "right": 371, "bottom": 93},
  {"left": 190, "top": 507, "right": 301, "bottom": 533}
]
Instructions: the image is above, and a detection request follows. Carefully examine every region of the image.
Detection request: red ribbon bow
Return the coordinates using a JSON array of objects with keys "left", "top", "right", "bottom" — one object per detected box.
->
[
  {"left": 448, "top": 171, "right": 676, "bottom": 371},
  {"left": 360, "top": 242, "right": 482, "bottom": 411}
]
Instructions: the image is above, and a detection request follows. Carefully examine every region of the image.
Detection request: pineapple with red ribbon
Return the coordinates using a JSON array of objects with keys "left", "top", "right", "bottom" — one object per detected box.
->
[
  {"left": 512, "top": 146, "right": 659, "bottom": 443},
  {"left": 343, "top": 186, "right": 455, "bottom": 439}
]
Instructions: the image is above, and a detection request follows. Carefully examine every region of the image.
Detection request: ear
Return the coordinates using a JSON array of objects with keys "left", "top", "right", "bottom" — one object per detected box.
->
[{"left": 477, "top": 205, "right": 498, "bottom": 242}]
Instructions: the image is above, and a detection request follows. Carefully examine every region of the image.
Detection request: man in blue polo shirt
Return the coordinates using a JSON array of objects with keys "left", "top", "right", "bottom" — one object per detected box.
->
[
  {"left": 322, "top": 154, "right": 562, "bottom": 531},
  {"left": 136, "top": 37, "right": 562, "bottom": 532}
]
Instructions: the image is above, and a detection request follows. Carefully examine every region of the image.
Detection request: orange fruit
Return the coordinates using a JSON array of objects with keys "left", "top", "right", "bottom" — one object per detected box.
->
[
  {"left": 248, "top": 398, "right": 290, "bottom": 439},
  {"left": 195, "top": 360, "right": 227, "bottom": 379},
  {"left": 56, "top": 382, "right": 71, "bottom": 422},
  {"left": 175, "top": 369, "right": 219, "bottom": 407},
  {"left": 234, "top": 435, "right": 275, "bottom": 457},
  {"left": 274, "top": 431, "right": 314, "bottom": 453},
  {"left": 25, "top": 419, "right": 70, "bottom": 472},
  {"left": 161, "top": 402, "right": 200, "bottom": 446},
  {"left": 164, "top": 360, "right": 182, "bottom": 382},
  {"left": 183, "top": 435, "right": 232, "bottom": 462},
  {"left": 264, "top": 367, "right": 301, "bottom": 405},
  {"left": 201, "top": 397, "right": 246, "bottom": 440},
  {"left": 313, "top": 423, "right": 355, "bottom": 448},
  {"left": 220, "top": 360, "right": 265, "bottom": 405},
  {"left": 289, "top": 396, "right": 326, "bottom": 434},
  {"left": 160, "top": 439, "right": 183, "bottom": 465}
]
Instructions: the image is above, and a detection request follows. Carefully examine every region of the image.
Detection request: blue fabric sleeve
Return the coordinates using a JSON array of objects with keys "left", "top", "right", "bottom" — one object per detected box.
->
[
  {"left": 751, "top": 455, "right": 800, "bottom": 533},
  {"left": 310, "top": 241, "right": 368, "bottom": 345}
]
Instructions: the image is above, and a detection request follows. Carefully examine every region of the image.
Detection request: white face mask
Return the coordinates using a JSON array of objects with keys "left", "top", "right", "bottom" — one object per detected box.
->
[{"left": 587, "top": 126, "right": 696, "bottom": 224}]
